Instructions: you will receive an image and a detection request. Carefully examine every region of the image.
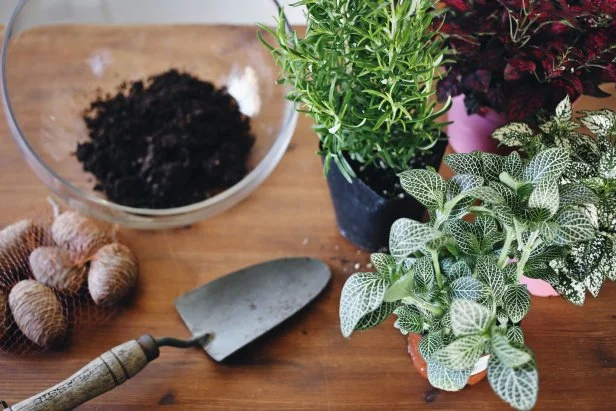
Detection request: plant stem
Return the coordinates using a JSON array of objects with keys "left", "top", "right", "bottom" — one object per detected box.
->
[
  {"left": 404, "top": 294, "right": 443, "bottom": 316},
  {"left": 497, "top": 228, "right": 515, "bottom": 269},
  {"left": 430, "top": 249, "right": 443, "bottom": 288},
  {"left": 516, "top": 231, "right": 540, "bottom": 280}
]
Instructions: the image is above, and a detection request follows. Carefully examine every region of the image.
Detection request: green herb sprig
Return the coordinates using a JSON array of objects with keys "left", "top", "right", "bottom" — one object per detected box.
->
[
  {"left": 340, "top": 147, "right": 596, "bottom": 410},
  {"left": 259, "top": 0, "right": 450, "bottom": 181}
]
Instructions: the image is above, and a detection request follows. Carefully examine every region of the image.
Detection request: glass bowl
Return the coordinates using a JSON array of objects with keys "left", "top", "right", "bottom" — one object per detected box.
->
[{"left": 1, "top": 0, "right": 298, "bottom": 229}]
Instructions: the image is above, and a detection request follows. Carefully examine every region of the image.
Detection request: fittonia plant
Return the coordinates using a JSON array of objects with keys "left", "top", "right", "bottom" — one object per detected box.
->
[
  {"left": 493, "top": 97, "right": 616, "bottom": 305},
  {"left": 340, "top": 148, "right": 596, "bottom": 410}
]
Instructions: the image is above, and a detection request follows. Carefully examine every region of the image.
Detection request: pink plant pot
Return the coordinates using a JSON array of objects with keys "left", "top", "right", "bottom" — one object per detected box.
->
[
  {"left": 521, "top": 276, "right": 559, "bottom": 297},
  {"left": 447, "top": 95, "right": 508, "bottom": 154}
]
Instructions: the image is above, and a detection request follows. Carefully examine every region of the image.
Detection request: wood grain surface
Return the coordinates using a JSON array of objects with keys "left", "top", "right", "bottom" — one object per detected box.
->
[{"left": 0, "top": 26, "right": 615, "bottom": 410}]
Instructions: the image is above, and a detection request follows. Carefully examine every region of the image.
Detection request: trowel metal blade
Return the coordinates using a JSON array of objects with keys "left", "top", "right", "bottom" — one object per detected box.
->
[{"left": 174, "top": 257, "right": 331, "bottom": 361}]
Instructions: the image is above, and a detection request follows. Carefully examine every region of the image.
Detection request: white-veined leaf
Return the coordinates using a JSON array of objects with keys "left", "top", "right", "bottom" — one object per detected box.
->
[
  {"left": 427, "top": 360, "right": 473, "bottom": 392},
  {"left": 399, "top": 169, "right": 446, "bottom": 209},
  {"left": 554, "top": 209, "right": 596, "bottom": 245},
  {"left": 559, "top": 184, "right": 599, "bottom": 207},
  {"left": 419, "top": 331, "right": 444, "bottom": 360},
  {"left": 340, "top": 272, "right": 390, "bottom": 337},
  {"left": 450, "top": 299, "right": 493, "bottom": 337},
  {"left": 507, "top": 325, "right": 525, "bottom": 344},
  {"left": 389, "top": 219, "right": 437, "bottom": 260},
  {"left": 503, "top": 285, "right": 530, "bottom": 323},
  {"left": 492, "top": 334, "right": 532, "bottom": 368},
  {"left": 447, "top": 174, "right": 485, "bottom": 200},
  {"left": 445, "top": 261, "right": 472, "bottom": 280},
  {"left": 492, "top": 123, "right": 534, "bottom": 147},
  {"left": 504, "top": 152, "right": 524, "bottom": 179},
  {"left": 482, "top": 153, "right": 506, "bottom": 182},
  {"left": 523, "top": 148, "right": 569, "bottom": 184},
  {"left": 414, "top": 256, "right": 435, "bottom": 290},
  {"left": 446, "top": 152, "right": 484, "bottom": 177},
  {"left": 393, "top": 305, "right": 423, "bottom": 335},
  {"left": 488, "top": 355, "right": 538, "bottom": 411},
  {"left": 355, "top": 301, "right": 397, "bottom": 331},
  {"left": 370, "top": 253, "right": 396, "bottom": 276},
  {"left": 476, "top": 258, "right": 506, "bottom": 300},
  {"left": 528, "top": 177, "right": 559, "bottom": 218},
  {"left": 469, "top": 186, "right": 507, "bottom": 205},
  {"left": 433, "top": 335, "right": 485, "bottom": 371},
  {"left": 448, "top": 220, "right": 481, "bottom": 255},
  {"left": 450, "top": 276, "right": 488, "bottom": 301}
]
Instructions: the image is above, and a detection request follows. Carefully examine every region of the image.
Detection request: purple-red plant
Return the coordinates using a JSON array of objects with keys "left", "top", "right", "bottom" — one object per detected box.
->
[{"left": 437, "top": 0, "right": 616, "bottom": 121}]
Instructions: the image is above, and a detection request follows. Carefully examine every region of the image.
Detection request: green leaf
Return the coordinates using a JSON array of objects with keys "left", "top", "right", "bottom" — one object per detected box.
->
[
  {"left": 507, "top": 325, "right": 525, "bottom": 345},
  {"left": 414, "top": 256, "right": 435, "bottom": 290},
  {"left": 492, "top": 123, "right": 534, "bottom": 147},
  {"left": 554, "top": 209, "right": 596, "bottom": 245},
  {"left": 528, "top": 178, "right": 560, "bottom": 218},
  {"left": 554, "top": 96, "right": 573, "bottom": 122},
  {"left": 470, "top": 186, "right": 507, "bottom": 205},
  {"left": 446, "top": 152, "right": 484, "bottom": 178},
  {"left": 419, "top": 331, "right": 444, "bottom": 360},
  {"left": 450, "top": 277, "right": 488, "bottom": 301},
  {"left": 394, "top": 305, "right": 423, "bottom": 335},
  {"left": 553, "top": 271, "right": 586, "bottom": 305},
  {"left": 448, "top": 220, "right": 481, "bottom": 255},
  {"left": 355, "top": 302, "right": 397, "bottom": 331},
  {"left": 389, "top": 219, "right": 437, "bottom": 260},
  {"left": 503, "top": 285, "right": 531, "bottom": 323},
  {"left": 523, "top": 148, "right": 569, "bottom": 184},
  {"left": 504, "top": 152, "right": 524, "bottom": 179},
  {"left": 399, "top": 169, "right": 446, "bottom": 209},
  {"left": 433, "top": 335, "right": 485, "bottom": 371},
  {"left": 450, "top": 299, "right": 493, "bottom": 337},
  {"left": 559, "top": 184, "right": 599, "bottom": 207},
  {"left": 383, "top": 273, "right": 413, "bottom": 302},
  {"left": 447, "top": 174, "right": 485, "bottom": 200},
  {"left": 476, "top": 258, "right": 506, "bottom": 300},
  {"left": 427, "top": 360, "right": 472, "bottom": 392},
  {"left": 482, "top": 153, "right": 506, "bottom": 182},
  {"left": 598, "top": 239, "right": 616, "bottom": 282},
  {"left": 445, "top": 261, "right": 472, "bottom": 280},
  {"left": 580, "top": 110, "right": 616, "bottom": 138},
  {"left": 370, "top": 253, "right": 396, "bottom": 276},
  {"left": 492, "top": 334, "right": 532, "bottom": 368},
  {"left": 599, "top": 145, "right": 616, "bottom": 180},
  {"left": 488, "top": 355, "right": 538, "bottom": 410},
  {"left": 584, "top": 269, "right": 604, "bottom": 298},
  {"left": 340, "top": 272, "right": 390, "bottom": 337}
]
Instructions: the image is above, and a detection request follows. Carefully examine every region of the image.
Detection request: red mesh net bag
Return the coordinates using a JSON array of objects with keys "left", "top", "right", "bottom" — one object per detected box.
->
[{"left": 0, "top": 200, "right": 137, "bottom": 355}]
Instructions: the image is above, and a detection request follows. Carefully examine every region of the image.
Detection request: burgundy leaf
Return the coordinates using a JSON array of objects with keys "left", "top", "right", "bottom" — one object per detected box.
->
[
  {"left": 507, "top": 87, "right": 544, "bottom": 121},
  {"left": 462, "top": 70, "right": 492, "bottom": 93},
  {"left": 442, "top": 0, "right": 471, "bottom": 12}
]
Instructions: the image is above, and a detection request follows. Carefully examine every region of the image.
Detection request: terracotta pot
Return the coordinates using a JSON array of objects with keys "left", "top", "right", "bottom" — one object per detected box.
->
[
  {"left": 407, "top": 333, "right": 487, "bottom": 385},
  {"left": 446, "top": 95, "right": 508, "bottom": 154}
]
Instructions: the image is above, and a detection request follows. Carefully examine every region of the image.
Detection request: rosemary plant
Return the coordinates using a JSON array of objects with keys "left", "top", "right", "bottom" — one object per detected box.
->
[
  {"left": 259, "top": 0, "right": 450, "bottom": 181},
  {"left": 340, "top": 148, "right": 596, "bottom": 410},
  {"left": 493, "top": 97, "right": 616, "bottom": 304}
]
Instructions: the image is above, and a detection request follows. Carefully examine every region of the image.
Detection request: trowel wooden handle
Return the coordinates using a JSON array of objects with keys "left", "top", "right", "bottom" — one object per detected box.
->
[{"left": 4, "top": 335, "right": 159, "bottom": 411}]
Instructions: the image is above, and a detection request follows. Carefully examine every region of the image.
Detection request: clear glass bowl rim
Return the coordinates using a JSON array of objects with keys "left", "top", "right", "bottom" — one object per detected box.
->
[{"left": 0, "top": 0, "right": 298, "bottom": 217}]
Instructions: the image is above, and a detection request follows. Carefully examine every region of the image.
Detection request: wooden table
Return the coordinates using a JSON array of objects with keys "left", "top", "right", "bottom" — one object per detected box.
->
[{"left": 1, "top": 26, "right": 616, "bottom": 410}]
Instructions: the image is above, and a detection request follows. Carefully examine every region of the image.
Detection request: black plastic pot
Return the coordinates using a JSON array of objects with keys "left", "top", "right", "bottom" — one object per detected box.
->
[{"left": 325, "top": 140, "right": 448, "bottom": 252}]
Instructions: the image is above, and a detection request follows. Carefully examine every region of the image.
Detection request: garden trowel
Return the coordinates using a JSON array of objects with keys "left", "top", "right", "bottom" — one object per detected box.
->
[{"left": 2, "top": 257, "right": 331, "bottom": 411}]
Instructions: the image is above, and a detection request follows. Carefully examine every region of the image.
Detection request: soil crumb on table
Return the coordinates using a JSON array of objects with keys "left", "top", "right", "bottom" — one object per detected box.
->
[{"left": 76, "top": 69, "right": 255, "bottom": 209}]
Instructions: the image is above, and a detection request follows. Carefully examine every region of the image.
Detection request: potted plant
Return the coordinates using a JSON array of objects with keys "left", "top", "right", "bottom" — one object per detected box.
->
[
  {"left": 260, "top": 0, "right": 451, "bottom": 251},
  {"left": 493, "top": 97, "right": 616, "bottom": 299},
  {"left": 340, "top": 147, "right": 597, "bottom": 409},
  {"left": 437, "top": 0, "right": 616, "bottom": 153}
]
